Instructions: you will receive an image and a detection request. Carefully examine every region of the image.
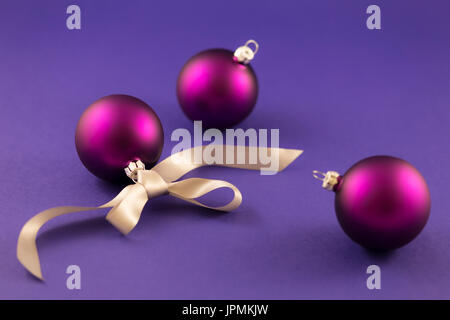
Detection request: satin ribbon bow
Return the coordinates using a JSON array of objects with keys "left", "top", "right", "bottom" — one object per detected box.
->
[{"left": 17, "top": 145, "right": 302, "bottom": 280}]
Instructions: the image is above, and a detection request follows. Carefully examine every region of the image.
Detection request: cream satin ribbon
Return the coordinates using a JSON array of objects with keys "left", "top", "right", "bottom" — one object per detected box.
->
[{"left": 17, "top": 146, "right": 302, "bottom": 280}]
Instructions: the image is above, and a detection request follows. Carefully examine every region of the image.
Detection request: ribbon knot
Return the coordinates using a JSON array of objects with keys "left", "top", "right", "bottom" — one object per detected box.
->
[
  {"left": 17, "top": 145, "right": 302, "bottom": 280},
  {"left": 139, "top": 170, "right": 169, "bottom": 198}
]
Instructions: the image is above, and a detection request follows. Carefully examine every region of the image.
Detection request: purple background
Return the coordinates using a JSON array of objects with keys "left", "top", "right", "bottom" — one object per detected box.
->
[{"left": 1, "top": 0, "right": 449, "bottom": 299}]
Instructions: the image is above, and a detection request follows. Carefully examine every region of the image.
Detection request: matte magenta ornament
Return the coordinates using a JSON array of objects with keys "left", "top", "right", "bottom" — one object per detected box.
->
[
  {"left": 177, "top": 40, "right": 259, "bottom": 128},
  {"left": 75, "top": 94, "right": 164, "bottom": 182},
  {"left": 314, "top": 156, "right": 430, "bottom": 250}
]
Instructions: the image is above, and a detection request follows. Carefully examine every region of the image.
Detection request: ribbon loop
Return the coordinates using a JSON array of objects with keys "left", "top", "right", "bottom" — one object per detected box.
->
[{"left": 168, "top": 178, "right": 242, "bottom": 212}]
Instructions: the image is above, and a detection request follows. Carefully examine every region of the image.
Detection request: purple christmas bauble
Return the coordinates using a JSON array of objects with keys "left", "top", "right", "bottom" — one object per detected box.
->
[
  {"left": 75, "top": 94, "right": 164, "bottom": 182},
  {"left": 316, "top": 156, "right": 430, "bottom": 250},
  {"left": 177, "top": 48, "right": 258, "bottom": 128}
]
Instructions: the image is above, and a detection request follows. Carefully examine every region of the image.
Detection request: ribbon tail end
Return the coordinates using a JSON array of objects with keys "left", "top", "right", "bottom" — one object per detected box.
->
[
  {"left": 17, "top": 250, "right": 44, "bottom": 281},
  {"left": 278, "top": 149, "right": 303, "bottom": 172},
  {"left": 292, "top": 149, "right": 303, "bottom": 159}
]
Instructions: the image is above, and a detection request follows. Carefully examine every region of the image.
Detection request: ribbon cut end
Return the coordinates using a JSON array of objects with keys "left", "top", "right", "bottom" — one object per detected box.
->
[
  {"left": 278, "top": 149, "right": 303, "bottom": 172},
  {"left": 17, "top": 250, "right": 44, "bottom": 281}
]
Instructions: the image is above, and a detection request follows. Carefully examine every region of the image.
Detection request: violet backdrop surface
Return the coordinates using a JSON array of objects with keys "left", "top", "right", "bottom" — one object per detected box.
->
[{"left": 0, "top": 0, "right": 449, "bottom": 299}]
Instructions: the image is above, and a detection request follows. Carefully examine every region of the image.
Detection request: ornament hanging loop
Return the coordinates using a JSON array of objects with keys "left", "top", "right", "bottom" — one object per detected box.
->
[
  {"left": 312, "top": 170, "right": 326, "bottom": 181},
  {"left": 234, "top": 39, "right": 259, "bottom": 64},
  {"left": 313, "top": 170, "right": 340, "bottom": 191},
  {"left": 125, "top": 160, "right": 146, "bottom": 182}
]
